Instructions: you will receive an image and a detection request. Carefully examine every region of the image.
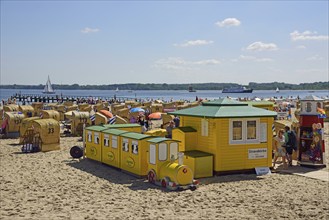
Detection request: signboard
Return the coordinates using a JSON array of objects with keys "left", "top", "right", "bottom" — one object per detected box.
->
[
  {"left": 248, "top": 148, "right": 267, "bottom": 159},
  {"left": 255, "top": 167, "right": 271, "bottom": 176},
  {"left": 277, "top": 112, "right": 288, "bottom": 119}
]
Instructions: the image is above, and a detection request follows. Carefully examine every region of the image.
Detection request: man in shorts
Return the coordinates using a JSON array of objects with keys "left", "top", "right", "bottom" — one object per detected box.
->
[{"left": 284, "top": 126, "right": 297, "bottom": 166}]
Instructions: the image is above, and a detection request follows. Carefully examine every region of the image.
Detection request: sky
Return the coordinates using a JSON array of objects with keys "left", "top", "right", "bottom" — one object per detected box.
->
[{"left": 0, "top": 1, "right": 328, "bottom": 85}]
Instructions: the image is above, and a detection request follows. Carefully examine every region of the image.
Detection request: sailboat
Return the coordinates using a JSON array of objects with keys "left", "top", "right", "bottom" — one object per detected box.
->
[
  {"left": 276, "top": 87, "right": 279, "bottom": 93},
  {"left": 115, "top": 87, "right": 119, "bottom": 92},
  {"left": 43, "top": 76, "right": 55, "bottom": 94}
]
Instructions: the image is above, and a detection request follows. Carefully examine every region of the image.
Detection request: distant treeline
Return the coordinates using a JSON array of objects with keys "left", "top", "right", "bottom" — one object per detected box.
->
[{"left": 1, "top": 81, "right": 328, "bottom": 90}]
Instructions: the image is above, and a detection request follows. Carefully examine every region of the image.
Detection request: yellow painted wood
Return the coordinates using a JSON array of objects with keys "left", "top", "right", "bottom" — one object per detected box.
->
[
  {"left": 101, "top": 134, "right": 121, "bottom": 168},
  {"left": 120, "top": 138, "right": 151, "bottom": 176},
  {"left": 84, "top": 129, "right": 102, "bottom": 162}
]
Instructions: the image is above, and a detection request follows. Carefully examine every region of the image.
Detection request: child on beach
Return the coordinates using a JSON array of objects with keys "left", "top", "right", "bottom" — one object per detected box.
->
[{"left": 273, "top": 129, "right": 287, "bottom": 168}]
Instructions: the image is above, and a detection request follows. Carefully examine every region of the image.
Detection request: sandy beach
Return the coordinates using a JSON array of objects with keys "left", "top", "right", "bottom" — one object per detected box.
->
[{"left": 1, "top": 124, "right": 328, "bottom": 220}]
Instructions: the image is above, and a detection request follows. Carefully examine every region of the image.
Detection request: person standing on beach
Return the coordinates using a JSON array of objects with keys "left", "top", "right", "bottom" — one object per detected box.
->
[
  {"left": 273, "top": 129, "right": 287, "bottom": 168},
  {"left": 166, "top": 121, "right": 175, "bottom": 138},
  {"left": 284, "top": 126, "right": 297, "bottom": 166},
  {"left": 173, "top": 115, "right": 180, "bottom": 128}
]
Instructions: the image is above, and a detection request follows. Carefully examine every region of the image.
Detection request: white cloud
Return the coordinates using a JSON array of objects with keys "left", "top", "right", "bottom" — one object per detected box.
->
[
  {"left": 290, "top": 30, "right": 329, "bottom": 41},
  {"left": 239, "top": 55, "right": 273, "bottom": 62},
  {"left": 194, "top": 59, "right": 220, "bottom": 65},
  {"left": 296, "top": 45, "right": 306, "bottom": 49},
  {"left": 215, "top": 18, "right": 241, "bottom": 27},
  {"left": 306, "top": 55, "right": 324, "bottom": 61},
  {"left": 246, "top": 42, "right": 278, "bottom": 51},
  {"left": 153, "top": 57, "right": 220, "bottom": 71},
  {"left": 81, "top": 27, "right": 100, "bottom": 34},
  {"left": 174, "top": 40, "right": 214, "bottom": 47}
]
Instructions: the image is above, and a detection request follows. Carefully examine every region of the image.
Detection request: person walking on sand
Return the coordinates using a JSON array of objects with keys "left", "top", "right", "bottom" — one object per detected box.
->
[{"left": 273, "top": 129, "right": 287, "bottom": 169}]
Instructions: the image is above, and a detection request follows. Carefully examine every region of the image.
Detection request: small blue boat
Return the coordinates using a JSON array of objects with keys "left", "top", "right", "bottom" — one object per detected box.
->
[{"left": 222, "top": 86, "right": 253, "bottom": 93}]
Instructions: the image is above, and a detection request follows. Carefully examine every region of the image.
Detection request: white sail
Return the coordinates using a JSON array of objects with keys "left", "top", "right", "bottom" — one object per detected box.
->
[
  {"left": 276, "top": 87, "right": 279, "bottom": 93},
  {"left": 43, "top": 76, "right": 55, "bottom": 94}
]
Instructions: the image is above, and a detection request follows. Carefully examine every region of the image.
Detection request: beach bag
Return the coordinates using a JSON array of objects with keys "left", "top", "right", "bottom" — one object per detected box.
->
[{"left": 287, "top": 131, "right": 297, "bottom": 151}]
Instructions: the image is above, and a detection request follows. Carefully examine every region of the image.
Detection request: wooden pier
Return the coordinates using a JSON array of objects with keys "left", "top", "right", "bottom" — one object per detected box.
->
[{"left": 9, "top": 93, "right": 138, "bottom": 105}]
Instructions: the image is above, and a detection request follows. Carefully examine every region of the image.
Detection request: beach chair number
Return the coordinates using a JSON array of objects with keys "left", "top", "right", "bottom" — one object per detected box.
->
[
  {"left": 14, "top": 119, "right": 21, "bottom": 124},
  {"left": 48, "top": 128, "right": 54, "bottom": 134},
  {"left": 80, "top": 118, "right": 87, "bottom": 123}
]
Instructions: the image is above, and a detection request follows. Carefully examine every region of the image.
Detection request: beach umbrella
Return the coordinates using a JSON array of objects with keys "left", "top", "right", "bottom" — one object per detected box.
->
[
  {"left": 99, "top": 110, "right": 113, "bottom": 118},
  {"left": 130, "top": 107, "right": 145, "bottom": 113},
  {"left": 148, "top": 112, "right": 162, "bottom": 120}
]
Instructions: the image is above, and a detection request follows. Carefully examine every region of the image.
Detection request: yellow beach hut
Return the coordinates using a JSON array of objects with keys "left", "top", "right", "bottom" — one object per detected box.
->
[
  {"left": 101, "top": 128, "right": 128, "bottom": 168},
  {"left": 19, "top": 117, "right": 40, "bottom": 143},
  {"left": 30, "top": 119, "right": 60, "bottom": 152},
  {"left": 18, "top": 105, "right": 35, "bottom": 117},
  {"left": 169, "top": 98, "right": 277, "bottom": 175},
  {"left": 71, "top": 111, "right": 91, "bottom": 136},
  {"left": 40, "top": 110, "right": 60, "bottom": 121},
  {"left": 3, "top": 112, "right": 25, "bottom": 137}
]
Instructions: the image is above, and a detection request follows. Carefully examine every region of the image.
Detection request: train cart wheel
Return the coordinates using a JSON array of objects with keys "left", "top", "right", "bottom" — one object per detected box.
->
[
  {"left": 70, "top": 146, "right": 83, "bottom": 158},
  {"left": 148, "top": 170, "right": 156, "bottom": 184},
  {"left": 161, "top": 177, "right": 169, "bottom": 188}
]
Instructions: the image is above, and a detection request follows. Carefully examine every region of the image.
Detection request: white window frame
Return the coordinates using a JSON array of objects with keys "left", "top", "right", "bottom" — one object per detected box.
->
[
  {"left": 149, "top": 144, "right": 156, "bottom": 165},
  {"left": 201, "top": 119, "right": 209, "bottom": 137},
  {"left": 94, "top": 132, "right": 99, "bottom": 144},
  {"left": 169, "top": 142, "right": 178, "bottom": 160},
  {"left": 111, "top": 135, "right": 118, "bottom": 149},
  {"left": 132, "top": 140, "right": 138, "bottom": 155},
  {"left": 87, "top": 131, "right": 92, "bottom": 142},
  {"left": 159, "top": 143, "right": 167, "bottom": 161},
  {"left": 104, "top": 134, "right": 109, "bottom": 147},
  {"left": 122, "top": 138, "right": 129, "bottom": 152},
  {"left": 229, "top": 118, "right": 260, "bottom": 145}
]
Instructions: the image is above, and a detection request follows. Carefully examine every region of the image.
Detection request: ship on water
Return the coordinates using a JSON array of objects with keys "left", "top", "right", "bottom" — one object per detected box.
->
[
  {"left": 43, "top": 75, "right": 55, "bottom": 94},
  {"left": 222, "top": 86, "right": 253, "bottom": 93}
]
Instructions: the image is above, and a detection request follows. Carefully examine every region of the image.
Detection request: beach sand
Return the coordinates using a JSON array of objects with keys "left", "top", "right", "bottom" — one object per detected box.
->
[{"left": 1, "top": 124, "right": 328, "bottom": 220}]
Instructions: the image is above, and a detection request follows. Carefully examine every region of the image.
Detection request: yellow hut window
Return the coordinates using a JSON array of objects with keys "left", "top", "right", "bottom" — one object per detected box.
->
[
  {"left": 94, "top": 132, "right": 99, "bottom": 144},
  {"left": 149, "top": 144, "right": 156, "bottom": 165},
  {"left": 170, "top": 142, "right": 178, "bottom": 160},
  {"left": 104, "top": 134, "right": 109, "bottom": 147},
  {"left": 159, "top": 143, "right": 167, "bottom": 161},
  {"left": 230, "top": 118, "right": 260, "bottom": 144},
  {"left": 247, "top": 121, "right": 257, "bottom": 140},
  {"left": 132, "top": 140, "right": 138, "bottom": 155},
  {"left": 112, "top": 135, "right": 118, "bottom": 148},
  {"left": 122, "top": 138, "right": 129, "bottom": 152},
  {"left": 87, "top": 131, "right": 92, "bottom": 142},
  {"left": 232, "top": 121, "right": 243, "bottom": 141}
]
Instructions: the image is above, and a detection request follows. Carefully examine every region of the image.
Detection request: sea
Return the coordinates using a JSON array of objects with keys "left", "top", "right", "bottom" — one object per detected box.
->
[{"left": 1, "top": 88, "right": 328, "bottom": 104}]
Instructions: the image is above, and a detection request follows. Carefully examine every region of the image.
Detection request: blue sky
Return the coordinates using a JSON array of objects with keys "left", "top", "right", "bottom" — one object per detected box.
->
[{"left": 1, "top": 1, "right": 328, "bottom": 85}]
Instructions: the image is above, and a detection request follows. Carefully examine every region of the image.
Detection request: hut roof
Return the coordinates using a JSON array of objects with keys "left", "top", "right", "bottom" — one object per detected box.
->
[
  {"left": 102, "top": 128, "right": 128, "bottom": 135},
  {"left": 175, "top": 127, "right": 197, "bottom": 133},
  {"left": 184, "top": 150, "right": 213, "bottom": 158},
  {"left": 168, "top": 98, "right": 277, "bottom": 118},
  {"left": 301, "top": 95, "right": 323, "bottom": 101},
  {"left": 85, "top": 125, "right": 108, "bottom": 132},
  {"left": 147, "top": 137, "right": 181, "bottom": 143},
  {"left": 243, "top": 101, "right": 275, "bottom": 107},
  {"left": 120, "top": 132, "right": 151, "bottom": 140},
  {"left": 103, "top": 124, "right": 141, "bottom": 129}
]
